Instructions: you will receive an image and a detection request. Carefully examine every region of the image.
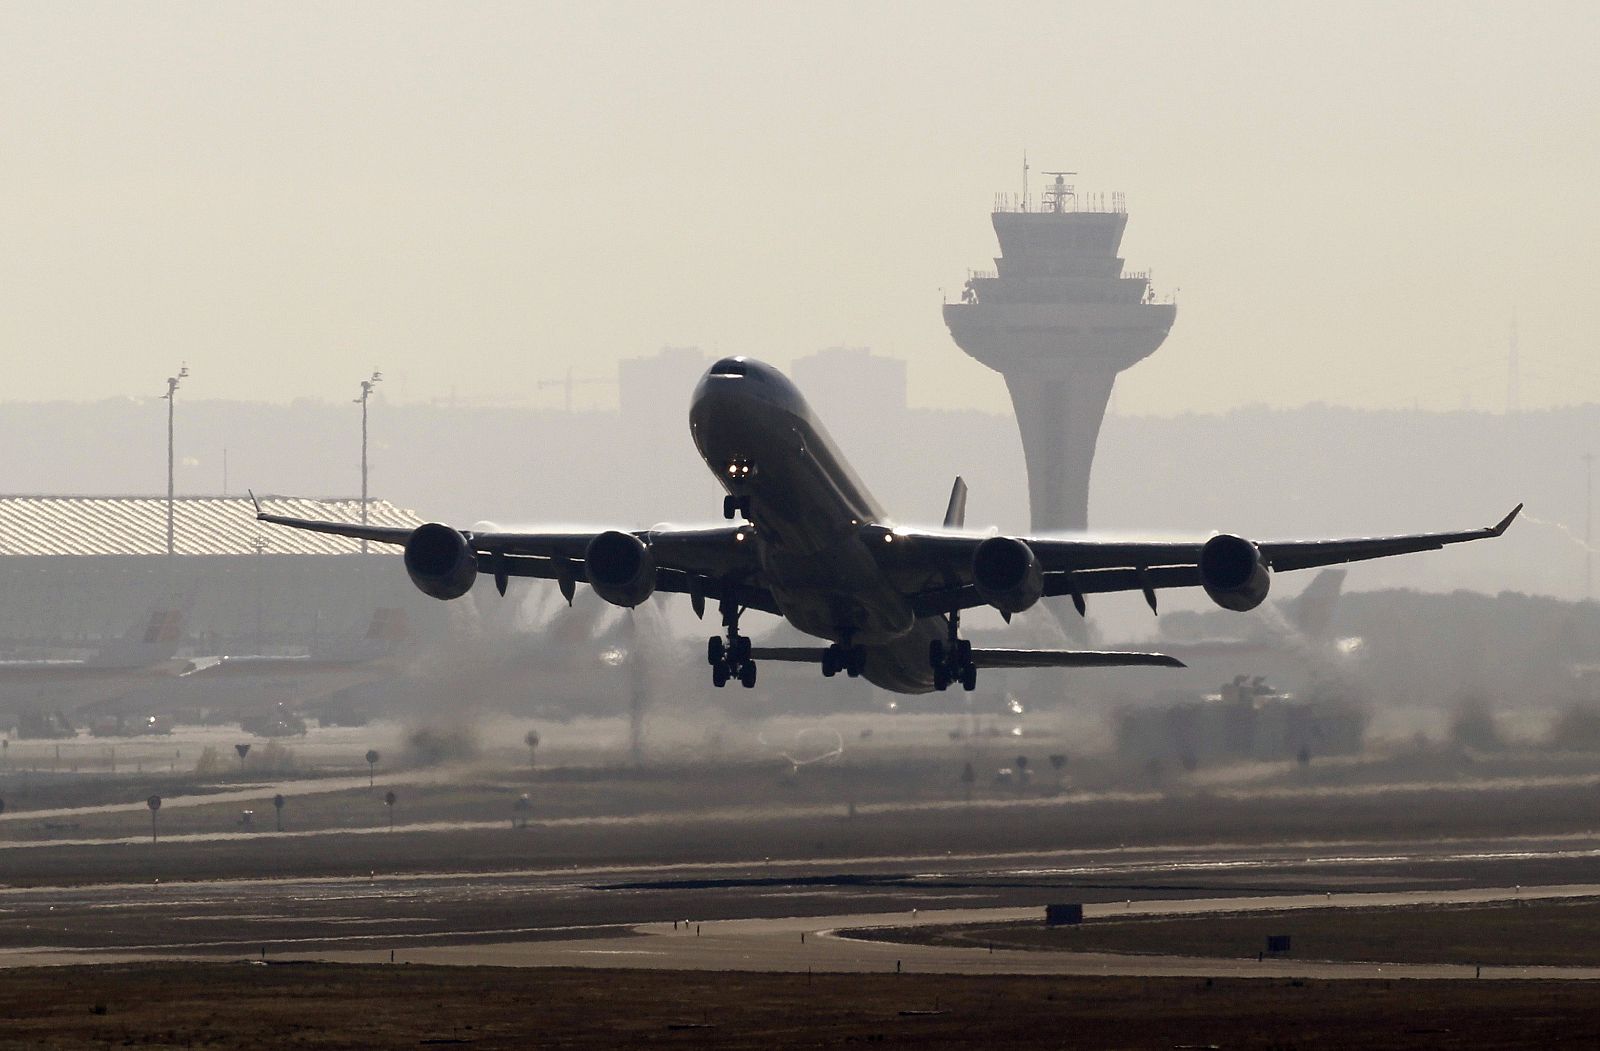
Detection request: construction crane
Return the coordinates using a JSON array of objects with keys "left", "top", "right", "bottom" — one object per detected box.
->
[{"left": 536, "top": 367, "right": 616, "bottom": 413}]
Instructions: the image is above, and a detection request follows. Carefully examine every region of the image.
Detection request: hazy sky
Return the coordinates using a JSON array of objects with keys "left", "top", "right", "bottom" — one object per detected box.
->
[{"left": 4, "top": 1, "right": 1597, "bottom": 415}]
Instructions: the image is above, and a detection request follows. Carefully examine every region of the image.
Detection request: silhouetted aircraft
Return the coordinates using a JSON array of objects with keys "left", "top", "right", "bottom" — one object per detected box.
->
[{"left": 256, "top": 358, "right": 1519, "bottom": 695}]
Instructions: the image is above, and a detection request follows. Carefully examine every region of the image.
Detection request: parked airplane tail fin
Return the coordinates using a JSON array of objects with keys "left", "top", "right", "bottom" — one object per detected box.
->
[
  {"left": 139, "top": 609, "right": 185, "bottom": 645},
  {"left": 1282, "top": 568, "right": 1346, "bottom": 640},
  {"left": 365, "top": 608, "right": 411, "bottom": 642},
  {"left": 943, "top": 477, "right": 968, "bottom": 530}
]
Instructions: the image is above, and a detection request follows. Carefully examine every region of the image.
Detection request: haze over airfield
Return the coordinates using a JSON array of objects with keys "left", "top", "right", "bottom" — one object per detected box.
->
[{"left": 2, "top": 1, "right": 1597, "bottom": 415}]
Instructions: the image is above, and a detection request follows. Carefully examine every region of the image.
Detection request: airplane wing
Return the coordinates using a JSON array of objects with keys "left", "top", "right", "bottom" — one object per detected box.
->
[
  {"left": 883, "top": 504, "right": 1522, "bottom": 616},
  {"left": 253, "top": 503, "right": 777, "bottom": 614}
]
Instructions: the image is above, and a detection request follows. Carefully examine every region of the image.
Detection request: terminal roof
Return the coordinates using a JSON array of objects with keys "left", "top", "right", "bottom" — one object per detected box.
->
[{"left": 0, "top": 496, "right": 423, "bottom": 557}]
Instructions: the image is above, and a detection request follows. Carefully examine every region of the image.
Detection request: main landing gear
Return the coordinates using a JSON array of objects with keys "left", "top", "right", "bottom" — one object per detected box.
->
[
  {"left": 707, "top": 598, "right": 757, "bottom": 688},
  {"left": 929, "top": 612, "right": 977, "bottom": 692},
  {"left": 821, "top": 637, "right": 866, "bottom": 679}
]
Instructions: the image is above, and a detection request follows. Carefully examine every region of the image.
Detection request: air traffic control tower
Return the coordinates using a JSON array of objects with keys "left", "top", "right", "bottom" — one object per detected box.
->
[{"left": 944, "top": 173, "right": 1175, "bottom": 532}]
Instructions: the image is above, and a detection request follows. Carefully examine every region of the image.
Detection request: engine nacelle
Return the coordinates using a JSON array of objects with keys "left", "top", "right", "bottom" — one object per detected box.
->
[
  {"left": 971, "top": 536, "right": 1044, "bottom": 615},
  {"left": 585, "top": 530, "right": 656, "bottom": 608},
  {"left": 1199, "top": 533, "right": 1271, "bottom": 612},
  {"left": 403, "top": 523, "right": 478, "bottom": 601}
]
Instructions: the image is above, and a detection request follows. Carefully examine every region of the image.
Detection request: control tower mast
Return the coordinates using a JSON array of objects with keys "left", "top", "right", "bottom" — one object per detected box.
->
[{"left": 944, "top": 172, "right": 1175, "bottom": 532}]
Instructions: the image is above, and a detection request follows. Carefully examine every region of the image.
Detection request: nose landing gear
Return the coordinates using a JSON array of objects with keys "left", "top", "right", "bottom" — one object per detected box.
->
[
  {"left": 707, "top": 599, "right": 757, "bottom": 688},
  {"left": 929, "top": 612, "right": 977, "bottom": 692}
]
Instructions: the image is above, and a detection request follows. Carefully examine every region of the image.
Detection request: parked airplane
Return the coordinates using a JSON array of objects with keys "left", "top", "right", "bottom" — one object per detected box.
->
[
  {"left": 255, "top": 358, "right": 1520, "bottom": 695},
  {"left": 1141, "top": 568, "right": 1352, "bottom": 661},
  {"left": 0, "top": 608, "right": 188, "bottom": 681},
  {"left": 184, "top": 608, "right": 410, "bottom": 676}
]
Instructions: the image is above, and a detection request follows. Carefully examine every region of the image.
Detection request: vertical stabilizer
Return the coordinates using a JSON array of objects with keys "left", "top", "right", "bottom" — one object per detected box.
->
[
  {"left": 943, "top": 477, "right": 968, "bottom": 530},
  {"left": 1282, "top": 569, "right": 1346, "bottom": 640},
  {"left": 366, "top": 608, "right": 411, "bottom": 642}
]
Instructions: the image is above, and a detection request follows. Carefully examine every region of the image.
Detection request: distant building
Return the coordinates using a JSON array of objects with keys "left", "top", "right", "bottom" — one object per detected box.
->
[
  {"left": 1116, "top": 676, "right": 1366, "bottom": 767},
  {"left": 618, "top": 346, "right": 713, "bottom": 433},
  {"left": 791, "top": 347, "right": 908, "bottom": 424}
]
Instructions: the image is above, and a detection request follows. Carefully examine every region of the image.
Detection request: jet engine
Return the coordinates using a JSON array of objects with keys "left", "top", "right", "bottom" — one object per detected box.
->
[
  {"left": 1198, "top": 533, "right": 1271, "bottom": 611},
  {"left": 585, "top": 530, "right": 656, "bottom": 608},
  {"left": 971, "top": 536, "right": 1044, "bottom": 615},
  {"left": 404, "top": 523, "right": 478, "bottom": 600}
]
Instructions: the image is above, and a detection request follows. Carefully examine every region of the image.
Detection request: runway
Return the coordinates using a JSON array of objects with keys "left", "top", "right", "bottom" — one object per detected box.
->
[
  {"left": 7, "top": 848, "right": 1600, "bottom": 980},
  {"left": 306, "top": 883, "right": 1600, "bottom": 979}
]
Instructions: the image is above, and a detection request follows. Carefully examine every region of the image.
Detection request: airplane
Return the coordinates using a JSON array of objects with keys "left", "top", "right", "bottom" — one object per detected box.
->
[
  {"left": 1132, "top": 568, "right": 1353, "bottom": 661},
  {"left": 0, "top": 608, "right": 189, "bottom": 682},
  {"left": 254, "top": 357, "right": 1521, "bottom": 696},
  {"left": 184, "top": 608, "right": 411, "bottom": 676}
]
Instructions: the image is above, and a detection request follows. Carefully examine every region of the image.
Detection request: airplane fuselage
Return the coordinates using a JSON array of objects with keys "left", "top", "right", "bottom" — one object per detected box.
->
[{"left": 690, "top": 357, "right": 945, "bottom": 693}]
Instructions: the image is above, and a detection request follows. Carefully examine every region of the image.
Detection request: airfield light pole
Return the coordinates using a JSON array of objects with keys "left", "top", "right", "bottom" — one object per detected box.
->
[
  {"left": 252, "top": 533, "right": 268, "bottom": 649},
  {"left": 356, "top": 371, "right": 383, "bottom": 555},
  {"left": 1586, "top": 452, "right": 1594, "bottom": 602},
  {"left": 162, "top": 365, "right": 189, "bottom": 557}
]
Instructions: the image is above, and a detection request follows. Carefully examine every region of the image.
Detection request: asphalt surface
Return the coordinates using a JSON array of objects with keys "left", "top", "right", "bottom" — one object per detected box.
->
[
  {"left": 8, "top": 835, "right": 1600, "bottom": 977},
  {"left": 311, "top": 884, "right": 1600, "bottom": 979}
]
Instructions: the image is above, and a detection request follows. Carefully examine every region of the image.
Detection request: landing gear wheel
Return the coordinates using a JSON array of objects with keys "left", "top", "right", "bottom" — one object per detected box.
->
[
  {"left": 930, "top": 614, "right": 974, "bottom": 692},
  {"left": 845, "top": 646, "right": 866, "bottom": 678},
  {"left": 712, "top": 662, "right": 730, "bottom": 688},
  {"left": 739, "top": 661, "right": 758, "bottom": 688},
  {"left": 723, "top": 495, "right": 751, "bottom": 521},
  {"left": 731, "top": 636, "right": 752, "bottom": 664},
  {"left": 821, "top": 649, "right": 839, "bottom": 677},
  {"left": 707, "top": 636, "right": 726, "bottom": 666}
]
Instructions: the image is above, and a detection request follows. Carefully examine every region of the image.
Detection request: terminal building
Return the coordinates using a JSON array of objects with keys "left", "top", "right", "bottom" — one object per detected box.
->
[{"left": 0, "top": 495, "right": 437, "bottom": 651}]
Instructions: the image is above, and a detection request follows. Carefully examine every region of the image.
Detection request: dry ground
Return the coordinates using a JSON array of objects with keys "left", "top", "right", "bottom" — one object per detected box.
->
[
  {"left": 3, "top": 963, "right": 1600, "bottom": 1050},
  {"left": 853, "top": 897, "right": 1600, "bottom": 967}
]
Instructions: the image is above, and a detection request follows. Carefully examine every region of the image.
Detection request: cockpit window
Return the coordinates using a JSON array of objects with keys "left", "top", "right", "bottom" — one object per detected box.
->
[{"left": 709, "top": 357, "right": 748, "bottom": 377}]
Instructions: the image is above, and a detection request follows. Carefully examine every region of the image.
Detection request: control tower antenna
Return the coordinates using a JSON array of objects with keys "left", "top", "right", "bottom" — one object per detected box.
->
[
  {"left": 1021, "top": 151, "right": 1028, "bottom": 211},
  {"left": 1041, "top": 172, "right": 1077, "bottom": 214},
  {"left": 945, "top": 169, "right": 1174, "bottom": 533}
]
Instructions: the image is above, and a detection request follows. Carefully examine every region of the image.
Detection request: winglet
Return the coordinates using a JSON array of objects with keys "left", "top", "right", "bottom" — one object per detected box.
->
[
  {"left": 247, "top": 489, "right": 262, "bottom": 517},
  {"left": 943, "top": 477, "right": 968, "bottom": 530},
  {"left": 1490, "top": 503, "right": 1523, "bottom": 537}
]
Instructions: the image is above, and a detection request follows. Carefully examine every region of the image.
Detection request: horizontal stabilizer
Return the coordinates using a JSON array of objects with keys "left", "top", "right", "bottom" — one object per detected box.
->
[
  {"left": 970, "top": 648, "right": 1185, "bottom": 670},
  {"left": 747, "top": 646, "right": 1183, "bottom": 670}
]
